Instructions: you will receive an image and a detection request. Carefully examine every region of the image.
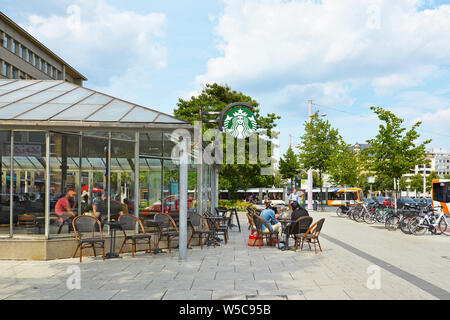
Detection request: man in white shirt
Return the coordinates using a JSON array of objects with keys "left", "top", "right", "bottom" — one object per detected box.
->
[{"left": 288, "top": 189, "right": 299, "bottom": 210}]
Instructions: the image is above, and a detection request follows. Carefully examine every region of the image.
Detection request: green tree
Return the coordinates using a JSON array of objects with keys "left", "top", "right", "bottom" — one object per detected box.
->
[
  {"left": 328, "top": 138, "right": 360, "bottom": 201},
  {"left": 279, "top": 146, "right": 301, "bottom": 188},
  {"left": 409, "top": 173, "right": 425, "bottom": 195},
  {"left": 362, "top": 107, "right": 431, "bottom": 208},
  {"left": 444, "top": 174, "right": 450, "bottom": 180},
  {"left": 174, "top": 83, "right": 280, "bottom": 199},
  {"left": 297, "top": 112, "right": 340, "bottom": 209},
  {"left": 426, "top": 171, "right": 440, "bottom": 192}
]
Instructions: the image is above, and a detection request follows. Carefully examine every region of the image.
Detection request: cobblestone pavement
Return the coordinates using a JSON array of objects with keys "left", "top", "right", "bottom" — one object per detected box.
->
[{"left": 1, "top": 209, "right": 449, "bottom": 300}]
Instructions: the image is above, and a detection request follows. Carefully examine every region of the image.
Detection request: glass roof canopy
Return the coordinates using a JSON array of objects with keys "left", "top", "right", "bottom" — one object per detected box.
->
[{"left": 0, "top": 79, "right": 189, "bottom": 129}]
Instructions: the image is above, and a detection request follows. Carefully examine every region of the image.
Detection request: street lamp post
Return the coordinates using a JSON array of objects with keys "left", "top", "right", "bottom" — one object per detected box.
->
[{"left": 307, "top": 100, "right": 313, "bottom": 210}]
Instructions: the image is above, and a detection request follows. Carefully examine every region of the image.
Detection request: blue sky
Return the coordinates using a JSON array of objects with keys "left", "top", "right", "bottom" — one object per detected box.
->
[{"left": 2, "top": 0, "right": 450, "bottom": 158}]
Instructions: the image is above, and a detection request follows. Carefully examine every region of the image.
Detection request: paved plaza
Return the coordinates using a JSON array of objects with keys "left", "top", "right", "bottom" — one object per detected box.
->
[{"left": 0, "top": 209, "right": 449, "bottom": 300}]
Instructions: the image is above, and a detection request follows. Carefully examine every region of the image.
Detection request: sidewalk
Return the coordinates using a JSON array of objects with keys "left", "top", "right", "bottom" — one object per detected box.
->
[{"left": 0, "top": 209, "right": 449, "bottom": 300}]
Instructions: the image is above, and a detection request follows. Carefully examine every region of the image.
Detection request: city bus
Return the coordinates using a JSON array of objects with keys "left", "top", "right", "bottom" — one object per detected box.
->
[
  {"left": 324, "top": 187, "right": 364, "bottom": 206},
  {"left": 432, "top": 179, "right": 450, "bottom": 215}
]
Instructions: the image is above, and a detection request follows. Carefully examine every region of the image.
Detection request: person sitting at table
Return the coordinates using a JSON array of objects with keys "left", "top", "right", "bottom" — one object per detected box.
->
[
  {"left": 290, "top": 201, "right": 310, "bottom": 235},
  {"left": 260, "top": 201, "right": 282, "bottom": 240},
  {"left": 93, "top": 193, "right": 125, "bottom": 221}
]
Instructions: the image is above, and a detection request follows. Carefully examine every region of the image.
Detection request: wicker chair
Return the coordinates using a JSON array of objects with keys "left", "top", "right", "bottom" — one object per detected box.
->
[
  {"left": 118, "top": 214, "right": 152, "bottom": 257},
  {"left": 289, "top": 216, "right": 313, "bottom": 252},
  {"left": 154, "top": 213, "right": 179, "bottom": 253},
  {"left": 188, "top": 212, "right": 217, "bottom": 249},
  {"left": 252, "top": 214, "right": 279, "bottom": 246},
  {"left": 298, "top": 218, "right": 325, "bottom": 254},
  {"left": 72, "top": 215, "right": 105, "bottom": 263}
]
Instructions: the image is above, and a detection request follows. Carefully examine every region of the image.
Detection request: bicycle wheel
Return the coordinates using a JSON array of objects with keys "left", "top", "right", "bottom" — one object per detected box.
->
[
  {"left": 375, "top": 210, "right": 386, "bottom": 223},
  {"left": 400, "top": 216, "right": 413, "bottom": 234},
  {"left": 438, "top": 218, "right": 449, "bottom": 236},
  {"left": 364, "top": 210, "right": 376, "bottom": 224},
  {"left": 409, "top": 218, "right": 427, "bottom": 236},
  {"left": 336, "top": 207, "right": 346, "bottom": 217},
  {"left": 385, "top": 215, "right": 400, "bottom": 231}
]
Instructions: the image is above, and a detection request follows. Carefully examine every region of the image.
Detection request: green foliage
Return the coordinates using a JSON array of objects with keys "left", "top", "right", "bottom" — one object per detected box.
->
[
  {"left": 297, "top": 112, "right": 340, "bottom": 176},
  {"left": 174, "top": 83, "right": 280, "bottom": 199},
  {"left": 218, "top": 199, "right": 254, "bottom": 211},
  {"left": 362, "top": 106, "right": 431, "bottom": 195},
  {"left": 327, "top": 138, "right": 359, "bottom": 188},
  {"left": 444, "top": 174, "right": 450, "bottom": 180},
  {"left": 279, "top": 146, "right": 300, "bottom": 187},
  {"left": 409, "top": 173, "right": 424, "bottom": 192}
]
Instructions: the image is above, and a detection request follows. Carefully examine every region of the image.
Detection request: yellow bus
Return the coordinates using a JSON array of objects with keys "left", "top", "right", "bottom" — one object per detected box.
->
[{"left": 325, "top": 187, "right": 364, "bottom": 206}]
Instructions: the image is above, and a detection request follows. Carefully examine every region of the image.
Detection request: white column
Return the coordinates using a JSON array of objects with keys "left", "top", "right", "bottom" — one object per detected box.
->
[
  {"left": 134, "top": 132, "right": 140, "bottom": 219},
  {"left": 179, "top": 136, "right": 189, "bottom": 261}
]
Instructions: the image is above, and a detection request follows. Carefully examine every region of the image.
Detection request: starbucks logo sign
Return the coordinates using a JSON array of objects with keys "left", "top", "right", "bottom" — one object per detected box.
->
[{"left": 222, "top": 106, "right": 257, "bottom": 139}]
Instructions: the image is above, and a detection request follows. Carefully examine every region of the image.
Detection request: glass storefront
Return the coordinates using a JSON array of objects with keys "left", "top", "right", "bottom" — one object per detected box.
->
[
  {"left": 0, "top": 131, "right": 11, "bottom": 235},
  {"left": 0, "top": 129, "right": 213, "bottom": 239}
]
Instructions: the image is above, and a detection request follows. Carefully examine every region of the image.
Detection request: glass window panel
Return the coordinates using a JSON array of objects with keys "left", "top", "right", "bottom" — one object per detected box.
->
[
  {"left": 77, "top": 93, "right": 112, "bottom": 105},
  {"left": 50, "top": 82, "right": 77, "bottom": 91},
  {"left": 51, "top": 88, "right": 93, "bottom": 104},
  {"left": 163, "top": 159, "right": 179, "bottom": 217},
  {"left": 139, "top": 132, "right": 163, "bottom": 157},
  {"left": 20, "top": 89, "right": 68, "bottom": 104},
  {"left": 81, "top": 135, "right": 108, "bottom": 223},
  {"left": 15, "top": 103, "right": 73, "bottom": 120},
  {"left": 86, "top": 100, "right": 134, "bottom": 122},
  {"left": 163, "top": 132, "right": 178, "bottom": 158},
  {"left": 0, "top": 103, "right": 41, "bottom": 119},
  {"left": 111, "top": 132, "right": 135, "bottom": 141},
  {"left": 138, "top": 158, "right": 162, "bottom": 222},
  {"left": 110, "top": 138, "right": 135, "bottom": 220},
  {"left": 120, "top": 107, "right": 158, "bottom": 123},
  {"left": 49, "top": 133, "right": 80, "bottom": 237},
  {"left": 188, "top": 163, "right": 198, "bottom": 214},
  {"left": 12, "top": 131, "right": 46, "bottom": 236},
  {"left": 0, "top": 131, "right": 11, "bottom": 235},
  {"left": 0, "top": 89, "right": 46, "bottom": 103},
  {"left": 51, "top": 104, "right": 104, "bottom": 121},
  {"left": 155, "top": 114, "right": 186, "bottom": 123}
]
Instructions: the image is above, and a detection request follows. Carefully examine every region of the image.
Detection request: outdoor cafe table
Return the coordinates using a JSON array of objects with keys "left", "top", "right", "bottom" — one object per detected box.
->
[
  {"left": 278, "top": 218, "right": 297, "bottom": 251},
  {"left": 103, "top": 220, "right": 122, "bottom": 259}
]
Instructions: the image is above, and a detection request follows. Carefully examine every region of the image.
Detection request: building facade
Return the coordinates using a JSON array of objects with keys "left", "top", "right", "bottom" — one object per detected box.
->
[{"left": 0, "top": 12, "right": 86, "bottom": 85}]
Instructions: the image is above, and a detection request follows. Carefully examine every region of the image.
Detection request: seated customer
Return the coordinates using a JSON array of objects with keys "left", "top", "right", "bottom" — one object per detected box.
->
[
  {"left": 290, "top": 201, "right": 310, "bottom": 235},
  {"left": 259, "top": 201, "right": 282, "bottom": 240}
]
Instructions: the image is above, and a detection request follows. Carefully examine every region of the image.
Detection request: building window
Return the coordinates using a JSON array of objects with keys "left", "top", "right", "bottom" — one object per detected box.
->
[
  {"left": 20, "top": 46, "right": 26, "bottom": 59},
  {"left": 4, "top": 34, "right": 10, "bottom": 49},
  {"left": 19, "top": 70, "right": 26, "bottom": 80},
  {"left": 27, "top": 50, "right": 33, "bottom": 63},
  {"left": 52, "top": 67, "right": 56, "bottom": 79},
  {"left": 57, "top": 70, "right": 62, "bottom": 80},
  {"left": 0, "top": 32, "right": 3, "bottom": 47},
  {"left": 12, "top": 67, "right": 18, "bottom": 79},
  {"left": 40, "top": 59, "right": 45, "bottom": 71},
  {"left": 4, "top": 63, "right": 10, "bottom": 77},
  {"left": 12, "top": 40, "right": 18, "bottom": 54}
]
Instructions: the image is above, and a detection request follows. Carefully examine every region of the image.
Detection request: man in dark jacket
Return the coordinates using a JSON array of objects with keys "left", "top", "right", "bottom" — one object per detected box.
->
[{"left": 290, "top": 201, "right": 310, "bottom": 235}]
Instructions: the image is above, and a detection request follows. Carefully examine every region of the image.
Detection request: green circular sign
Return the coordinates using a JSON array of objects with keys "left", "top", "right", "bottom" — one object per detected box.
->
[{"left": 222, "top": 106, "right": 257, "bottom": 139}]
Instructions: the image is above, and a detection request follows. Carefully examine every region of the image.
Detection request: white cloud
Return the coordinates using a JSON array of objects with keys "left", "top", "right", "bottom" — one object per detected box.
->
[
  {"left": 24, "top": 0, "right": 167, "bottom": 82},
  {"left": 197, "top": 0, "right": 450, "bottom": 94}
]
